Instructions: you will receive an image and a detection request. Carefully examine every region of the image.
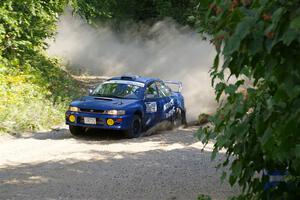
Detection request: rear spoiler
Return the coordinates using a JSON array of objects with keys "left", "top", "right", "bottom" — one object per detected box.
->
[{"left": 164, "top": 80, "right": 183, "bottom": 92}]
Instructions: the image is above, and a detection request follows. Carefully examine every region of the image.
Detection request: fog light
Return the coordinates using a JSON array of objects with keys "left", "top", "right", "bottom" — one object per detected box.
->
[
  {"left": 107, "top": 118, "right": 114, "bottom": 126},
  {"left": 69, "top": 115, "right": 76, "bottom": 123}
]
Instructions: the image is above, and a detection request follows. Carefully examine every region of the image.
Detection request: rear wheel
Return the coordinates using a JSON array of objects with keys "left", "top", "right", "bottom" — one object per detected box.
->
[
  {"left": 181, "top": 109, "right": 187, "bottom": 126},
  {"left": 172, "top": 108, "right": 187, "bottom": 128},
  {"left": 125, "top": 115, "right": 142, "bottom": 138},
  {"left": 69, "top": 125, "right": 85, "bottom": 136}
]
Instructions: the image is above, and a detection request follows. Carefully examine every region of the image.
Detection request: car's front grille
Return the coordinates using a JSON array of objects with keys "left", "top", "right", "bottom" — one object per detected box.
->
[{"left": 80, "top": 108, "right": 105, "bottom": 114}]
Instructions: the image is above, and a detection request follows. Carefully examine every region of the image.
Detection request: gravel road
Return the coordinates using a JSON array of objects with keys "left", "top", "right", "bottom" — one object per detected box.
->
[{"left": 0, "top": 126, "right": 238, "bottom": 200}]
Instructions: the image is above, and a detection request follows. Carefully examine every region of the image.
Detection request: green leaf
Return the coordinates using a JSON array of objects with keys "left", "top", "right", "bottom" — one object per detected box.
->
[
  {"left": 216, "top": 135, "right": 229, "bottom": 147},
  {"left": 272, "top": 7, "right": 285, "bottom": 28},
  {"left": 223, "top": 17, "right": 255, "bottom": 56},
  {"left": 295, "top": 145, "right": 300, "bottom": 158},
  {"left": 259, "top": 127, "right": 273, "bottom": 147},
  {"left": 282, "top": 28, "right": 299, "bottom": 45},
  {"left": 224, "top": 84, "right": 237, "bottom": 95},
  {"left": 229, "top": 174, "right": 237, "bottom": 186},
  {"left": 290, "top": 16, "right": 300, "bottom": 29},
  {"left": 215, "top": 82, "right": 226, "bottom": 101},
  {"left": 249, "top": 21, "right": 264, "bottom": 55},
  {"left": 221, "top": 171, "right": 227, "bottom": 182},
  {"left": 213, "top": 54, "right": 219, "bottom": 70},
  {"left": 211, "top": 149, "right": 218, "bottom": 160},
  {"left": 231, "top": 160, "right": 242, "bottom": 177}
]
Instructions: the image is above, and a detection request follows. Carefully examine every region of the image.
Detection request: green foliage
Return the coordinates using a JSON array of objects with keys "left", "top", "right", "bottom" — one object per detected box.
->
[
  {"left": 72, "top": 0, "right": 199, "bottom": 28},
  {"left": 198, "top": 113, "right": 210, "bottom": 125},
  {"left": 197, "top": 0, "right": 300, "bottom": 199},
  {"left": 0, "top": 0, "right": 68, "bottom": 60},
  {"left": 0, "top": 0, "right": 82, "bottom": 133},
  {"left": 0, "top": 51, "right": 82, "bottom": 133}
]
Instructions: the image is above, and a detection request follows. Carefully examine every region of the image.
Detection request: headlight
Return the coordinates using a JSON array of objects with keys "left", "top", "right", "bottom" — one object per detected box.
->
[
  {"left": 106, "top": 110, "right": 125, "bottom": 115},
  {"left": 69, "top": 106, "right": 80, "bottom": 112}
]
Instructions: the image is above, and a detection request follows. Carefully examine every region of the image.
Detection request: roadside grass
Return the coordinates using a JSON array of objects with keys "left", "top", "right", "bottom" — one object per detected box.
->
[{"left": 0, "top": 52, "right": 84, "bottom": 134}]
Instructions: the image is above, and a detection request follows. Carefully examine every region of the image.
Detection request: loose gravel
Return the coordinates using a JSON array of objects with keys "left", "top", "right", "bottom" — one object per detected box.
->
[{"left": 0, "top": 126, "right": 238, "bottom": 200}]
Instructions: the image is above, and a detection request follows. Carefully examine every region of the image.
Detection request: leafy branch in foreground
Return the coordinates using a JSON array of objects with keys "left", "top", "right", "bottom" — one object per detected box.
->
[{"left": 196, "top": 0, "right": 300, "bottom": 199}]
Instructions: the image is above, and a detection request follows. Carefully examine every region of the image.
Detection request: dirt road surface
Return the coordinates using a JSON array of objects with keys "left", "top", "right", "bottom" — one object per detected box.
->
[{"left": 0, "top": 126, "right": 238, "bottom": 200}]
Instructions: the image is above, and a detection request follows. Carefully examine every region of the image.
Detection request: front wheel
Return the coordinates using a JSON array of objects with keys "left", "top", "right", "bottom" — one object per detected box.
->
[
  {"left": 125, "top": 115, "right": 142, "bottom": 139},
  {"left": 69, "top": 125, "right": 85, "bottom": 137}
]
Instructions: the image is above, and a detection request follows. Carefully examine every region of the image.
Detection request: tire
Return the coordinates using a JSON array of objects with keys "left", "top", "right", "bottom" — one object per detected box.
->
[
  {"left": 172, "top": 108, "right": 187, "bottom": 128},
  {"left": 125, "top": 115, "right": 142, "bottom": 138},
  {"left": 181, "top": 109, "right": 187, "bottom": 126},
  {"left": 69, "top": 125, "right": 85, "bottom": 137}
]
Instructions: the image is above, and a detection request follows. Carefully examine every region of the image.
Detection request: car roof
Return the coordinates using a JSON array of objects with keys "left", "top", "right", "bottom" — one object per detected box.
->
[{"left": 108, "top": 75, "right": 161, "bottom": 85}]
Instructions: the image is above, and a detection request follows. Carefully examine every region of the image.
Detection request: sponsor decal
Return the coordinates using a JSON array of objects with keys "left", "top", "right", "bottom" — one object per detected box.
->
[
  {"left": 145, "top": 102, "right": 157, "bottom": 113},
  {"left": 104, "top": 80, "right": 145, "bottom": 87},
  {"left": 163, "top": 99, "right": 174, "bottom": 111}
]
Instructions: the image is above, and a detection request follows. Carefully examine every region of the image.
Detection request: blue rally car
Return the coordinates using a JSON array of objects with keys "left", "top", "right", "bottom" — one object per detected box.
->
[{"left": 66, "top": 75, "right": 186, "bottom": 138}]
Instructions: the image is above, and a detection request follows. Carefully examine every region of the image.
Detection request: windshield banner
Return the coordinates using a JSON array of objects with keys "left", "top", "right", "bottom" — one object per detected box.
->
[{"left": 104, "top": 80, "right": 145, "bottom": 87}]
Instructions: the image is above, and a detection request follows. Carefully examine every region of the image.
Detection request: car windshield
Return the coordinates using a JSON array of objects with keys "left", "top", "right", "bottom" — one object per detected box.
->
[{"left": 91, "top": 81, "right": 144, "bottom": 99}]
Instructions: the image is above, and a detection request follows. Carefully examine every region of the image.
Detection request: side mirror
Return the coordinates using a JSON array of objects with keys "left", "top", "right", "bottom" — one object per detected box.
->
[
  {"left": 88, "top": 88, "right": 94, "bottom": 95},
  {"left": 145, "top": 94, "right": 155, "bottom": 99},
  {"left": 88, "top": 85, "right": 97, "bottom": 95}
]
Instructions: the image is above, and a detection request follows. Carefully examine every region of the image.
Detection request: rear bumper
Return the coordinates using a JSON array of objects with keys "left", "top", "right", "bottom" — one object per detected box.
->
[{"left": 65, "top": 111, "right": 133, "bottom": 130}]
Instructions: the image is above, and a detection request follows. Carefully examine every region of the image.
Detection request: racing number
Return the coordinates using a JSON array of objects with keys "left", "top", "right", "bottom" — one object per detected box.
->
[{"left": 144, "top": 82, "right": 160, "bottom": 127}]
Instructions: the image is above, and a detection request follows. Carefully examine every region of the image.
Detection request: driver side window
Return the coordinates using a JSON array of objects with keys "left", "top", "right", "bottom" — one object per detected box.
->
[
  {"left": 145, "top": 82, "right": 159, "bottom": 98},
  {"left": 156, "top": 82, "right": 172, "bottom": 97}
]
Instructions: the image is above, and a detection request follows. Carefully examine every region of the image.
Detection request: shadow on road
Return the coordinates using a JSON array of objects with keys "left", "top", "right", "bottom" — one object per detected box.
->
[
  {"left": 12, "top": 125, "right": 200, "bottom": 146},
  {"left": 11, "top": 127, "right": 127, "bottom": 141}
]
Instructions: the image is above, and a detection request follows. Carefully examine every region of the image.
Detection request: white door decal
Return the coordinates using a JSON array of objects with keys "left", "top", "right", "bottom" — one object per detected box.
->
[{"left": 145, "top": 102, "right": 157, "bottom": 113}]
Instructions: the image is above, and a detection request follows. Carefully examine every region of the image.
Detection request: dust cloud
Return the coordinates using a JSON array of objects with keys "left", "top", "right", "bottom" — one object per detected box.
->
[{"left": 47, "top": 11, "right": 217, "bottom": 121}]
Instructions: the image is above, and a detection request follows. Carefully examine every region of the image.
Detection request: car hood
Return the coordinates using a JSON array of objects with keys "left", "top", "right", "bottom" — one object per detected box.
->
[{"left": 70, "top": 96, "right": 141, "bottom": 110}]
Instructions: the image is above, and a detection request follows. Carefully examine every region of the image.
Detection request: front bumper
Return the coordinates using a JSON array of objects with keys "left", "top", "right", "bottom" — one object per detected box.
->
[{"left": 65, "top": 111, "right": 133, "bottom": 130}]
